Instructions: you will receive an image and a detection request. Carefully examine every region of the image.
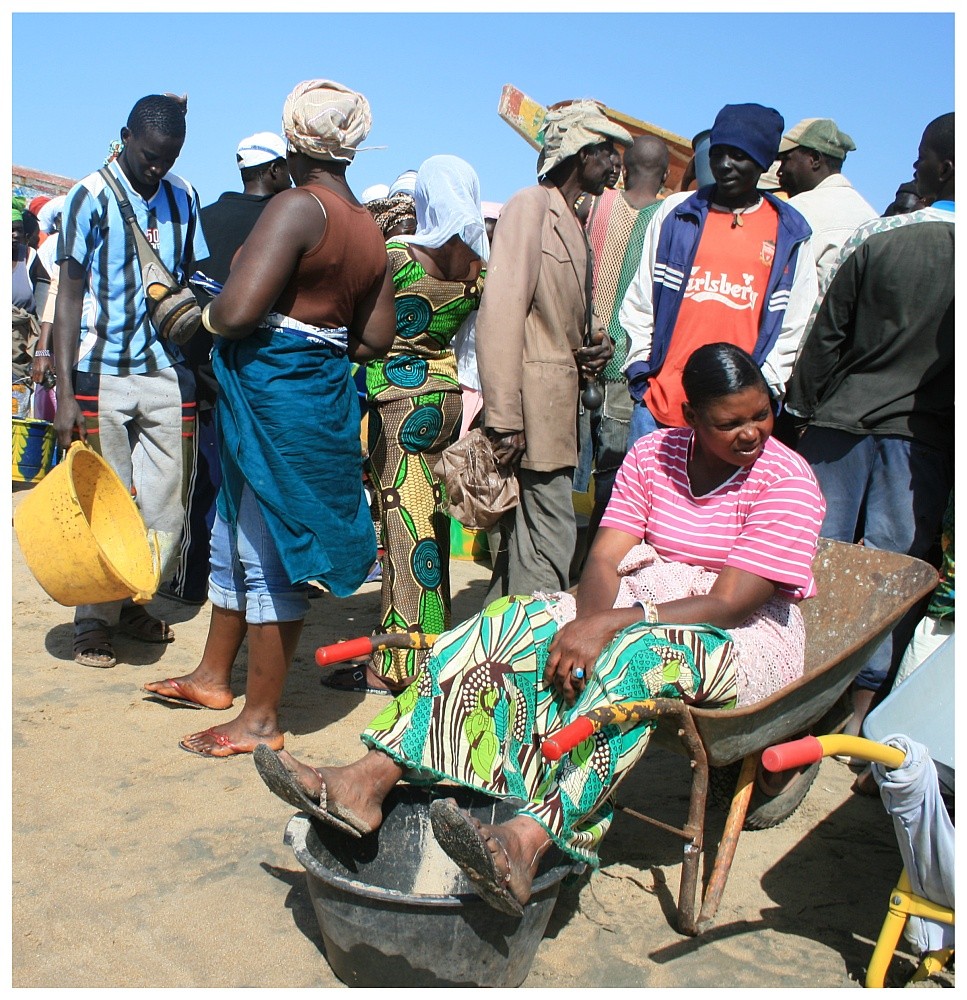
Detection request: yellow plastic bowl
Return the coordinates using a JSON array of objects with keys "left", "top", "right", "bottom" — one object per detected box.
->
[{"left": 14, "top": 442, "right": 159, "bottom": 606}]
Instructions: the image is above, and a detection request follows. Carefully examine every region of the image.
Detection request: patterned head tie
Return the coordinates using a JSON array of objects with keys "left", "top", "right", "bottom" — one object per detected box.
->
[
  {"left": 282, "top": 79, "right": 373, "bottom": 163},
  {"left": 537, "top": 100, "right": 633, "bottom": 177},
  {"left": 366, "top": 193, "right": 417, "bottom": 237}
]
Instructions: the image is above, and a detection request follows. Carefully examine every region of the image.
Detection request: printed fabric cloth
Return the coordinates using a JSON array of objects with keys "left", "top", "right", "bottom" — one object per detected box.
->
[
  {"left": 362, "top": 592, "right": 739, "bottom": 867},
  {"left": 213, "top": 326, "right": 375, "bottom": 596}
]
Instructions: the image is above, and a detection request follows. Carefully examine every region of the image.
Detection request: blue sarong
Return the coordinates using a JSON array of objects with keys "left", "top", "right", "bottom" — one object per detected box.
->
[{"left": 212, "top": 326, "right": 376, "bottom": 597}]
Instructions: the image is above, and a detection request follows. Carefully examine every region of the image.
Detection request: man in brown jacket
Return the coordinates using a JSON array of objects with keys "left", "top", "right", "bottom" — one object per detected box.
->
[{"left": 477, "top": 102, "right": 632, "bottom": 602}]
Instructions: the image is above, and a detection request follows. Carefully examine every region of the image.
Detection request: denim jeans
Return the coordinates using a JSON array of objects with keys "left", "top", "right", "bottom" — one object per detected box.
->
[
  {"left": 208, "top": 483, "right": 310, "bottom": 624},
  {"left": 627, "top": 401, "right": 665, "bottom": 451},
  {"left": 797, "top": 426, "right": 951, "bottom": 690}
]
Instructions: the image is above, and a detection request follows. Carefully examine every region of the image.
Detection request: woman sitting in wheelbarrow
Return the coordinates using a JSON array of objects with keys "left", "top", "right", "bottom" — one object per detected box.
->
[{"left": 254, "top": 342, "right": 826, "bottom": 915}]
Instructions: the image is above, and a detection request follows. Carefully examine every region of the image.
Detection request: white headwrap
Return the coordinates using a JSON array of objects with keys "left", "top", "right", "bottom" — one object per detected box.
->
[
  {"left": 396, "top": 154, "right": 489, "bottom": 261},
  {"left": 282, "top": 79, "right": 372, "bottom": 163},
  {"left": 389, "top": 169, "right": 418, "bottom": 197}
]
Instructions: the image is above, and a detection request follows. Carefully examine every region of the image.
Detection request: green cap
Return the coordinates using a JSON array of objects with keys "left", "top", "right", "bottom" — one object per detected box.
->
[{"left": 778, "top": 118, "right": 857, "bottom": 159}]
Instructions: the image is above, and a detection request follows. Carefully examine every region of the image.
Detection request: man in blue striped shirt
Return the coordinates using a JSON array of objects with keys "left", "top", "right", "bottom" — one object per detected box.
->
[{"left": 52, "top": 93, "right": 209, "bottom": 669}]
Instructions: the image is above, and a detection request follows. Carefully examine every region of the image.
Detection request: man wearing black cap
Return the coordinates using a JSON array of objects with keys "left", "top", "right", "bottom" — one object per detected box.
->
[
  {"left": 777, "top": 118, "right": 878, "bottom": 284},
  {"left": 620, "top": 103, "right": 817, "bottom": 446},
  {"left": 161, "top": 132, "right": 291, "bottom": 604}
]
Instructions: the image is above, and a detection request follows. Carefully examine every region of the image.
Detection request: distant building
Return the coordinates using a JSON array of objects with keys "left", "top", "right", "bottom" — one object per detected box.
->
[{"left": 13, "top": 164, "right": 76, "bottom": 203}]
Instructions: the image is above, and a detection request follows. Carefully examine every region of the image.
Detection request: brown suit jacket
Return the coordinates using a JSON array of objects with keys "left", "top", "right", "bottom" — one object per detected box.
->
[{"left": 476, "top": 184, "right": 589, "bottom": 472}]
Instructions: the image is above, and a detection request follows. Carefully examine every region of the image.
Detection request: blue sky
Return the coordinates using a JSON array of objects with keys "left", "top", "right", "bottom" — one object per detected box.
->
[{"left": 10, "top": 11, "right": 956, "bottom": 216}]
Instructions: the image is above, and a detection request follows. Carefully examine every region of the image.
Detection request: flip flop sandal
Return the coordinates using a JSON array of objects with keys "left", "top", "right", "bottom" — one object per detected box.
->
[
  {"left": 319, "top": 665, "right": 393, "bottom": 696},
  {"left": 73, "top": 620, "right": 117, "bottom": 669},
  {"left": 118, "top": 605, "right": 175, "bottom": 644},
  {"left": 178, "top": 727, "right": 253, "bottom": 758},
  {"left": 252, "top": 744, "right": 368, "bottom": 838},
  {"left": 429, "top": 798, "right": 525, "bottom": 917},
  {"left": 142, "top": 679, "right": 207, "bottom": 710}
]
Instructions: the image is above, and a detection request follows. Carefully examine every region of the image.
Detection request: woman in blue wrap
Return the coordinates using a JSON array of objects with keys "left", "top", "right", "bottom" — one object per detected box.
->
[{"left": 144, "top": 79, "right": 396, "bottom": 756}]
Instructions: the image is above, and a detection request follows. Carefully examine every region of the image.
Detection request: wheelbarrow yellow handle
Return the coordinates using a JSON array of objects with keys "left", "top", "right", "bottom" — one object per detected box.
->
[
  {"left": 315, "top": 632, "right": 438, "bottom": 667},
  {"left": 762, "top": 734, "right": 906, "bottom": 773}
]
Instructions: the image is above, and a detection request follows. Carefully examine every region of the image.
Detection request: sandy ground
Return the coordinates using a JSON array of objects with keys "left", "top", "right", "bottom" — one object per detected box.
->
[{"left": 11, "top": 483, "right": 951, "bottom": 989}]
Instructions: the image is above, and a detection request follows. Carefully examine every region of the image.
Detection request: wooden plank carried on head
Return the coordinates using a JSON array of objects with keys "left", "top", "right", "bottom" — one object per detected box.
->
[{"left": 497, "top": 84, "right": 693, "bottom": 193}]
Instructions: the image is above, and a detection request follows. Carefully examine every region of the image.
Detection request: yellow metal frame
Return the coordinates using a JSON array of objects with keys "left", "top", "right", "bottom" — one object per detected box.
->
[{"left": 810, "top": 736, "right": 955, "bottom": 988}]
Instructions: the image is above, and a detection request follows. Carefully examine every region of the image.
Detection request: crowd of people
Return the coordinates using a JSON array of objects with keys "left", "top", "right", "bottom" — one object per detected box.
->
[{"left": 13, "top": 79, "right": 953, "bottom": 918}]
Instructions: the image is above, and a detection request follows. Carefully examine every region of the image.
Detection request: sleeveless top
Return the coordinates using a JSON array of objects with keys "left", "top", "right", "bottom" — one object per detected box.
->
[
  {"left": 273, "top": 184, "right": 387, "bottom": 330},
  {"left": 366, "top": 239, "right": 485, "bottom": 402}
]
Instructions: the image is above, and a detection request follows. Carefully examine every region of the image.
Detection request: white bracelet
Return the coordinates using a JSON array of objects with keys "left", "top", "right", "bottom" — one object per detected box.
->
[
  {"left": 201, "top": 302, "right": 220, "bottom": 336},
  {"left": 635, "top": 600, "right": 659, "bottom": 624}
]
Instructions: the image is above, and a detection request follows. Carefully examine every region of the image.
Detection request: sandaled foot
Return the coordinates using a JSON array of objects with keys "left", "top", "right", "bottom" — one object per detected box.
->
[
  {"left": 143, "top": 675, "right": 233, "bottom": 710},
  {"left": 319, "top": 664, "right": 402, "bottom": 696},
  {"left": 429, "top": 799, "right": 544, "bottom": 916},
  {"left": 118, "top": 605, "right": 175, "bottom": 644},
  {"left": 179, "top": 724, "right": 283, "bottom": 759},
  {"left": 252, "top": 745, "right": 371, "bottom": 837},
  {"left": 73, "top": 619, "right": 116, "bottom": 669}
]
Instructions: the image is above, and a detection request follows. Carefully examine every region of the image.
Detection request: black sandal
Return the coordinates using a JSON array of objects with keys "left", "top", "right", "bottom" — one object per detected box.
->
[{"left": 73, "top": 618, "right": 116, "bottom": 668}]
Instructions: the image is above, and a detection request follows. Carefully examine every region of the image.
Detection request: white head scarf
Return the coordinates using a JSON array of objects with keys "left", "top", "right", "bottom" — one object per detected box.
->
[
  {"left": 396, "top": 155, "right": 489, "bottom": 261},
  {"left": 282, "top": 79, "right": 372, "bottom": 163}
]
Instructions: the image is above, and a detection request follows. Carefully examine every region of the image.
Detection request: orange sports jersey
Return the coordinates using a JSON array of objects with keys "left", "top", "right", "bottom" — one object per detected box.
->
[{"left": 645, "top": 200, "right": 779, "bottom": 426}]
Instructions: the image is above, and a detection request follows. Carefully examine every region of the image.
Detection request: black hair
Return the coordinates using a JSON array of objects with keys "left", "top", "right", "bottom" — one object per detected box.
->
[
  {"left": 819, "top": 152, "right": 844, "bottom": 174},
  {"left": 21, "top": 209, "right": 40, "bottom": 243},
  {"left": 126, "top": 94, "right": 188, "bottom": 141},
  {"left": 923, "top": 113, "right": 954, "bottom": 163},
  {"left": 681, "top": 343, "right": 769, "bottom": 411},
  {"left": 239, "top": 159, "right": 285, "bottom": 184}
]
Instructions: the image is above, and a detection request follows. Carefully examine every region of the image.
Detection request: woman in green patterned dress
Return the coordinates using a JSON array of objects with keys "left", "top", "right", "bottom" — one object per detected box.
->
[
  {"left": 255, "top": 344, "right": 825, "bottom": 916},
  {"left": 323, "top": 155, "right": 487, "bottom": 695}
]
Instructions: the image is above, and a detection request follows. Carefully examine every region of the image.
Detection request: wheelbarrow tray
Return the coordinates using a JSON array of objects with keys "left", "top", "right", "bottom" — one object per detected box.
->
[
  {"left": 620, "top": 538, "right": 938, "bottom": 935},
  {"left": 649, "top": 538, "right": 939, "bottom": 768}
]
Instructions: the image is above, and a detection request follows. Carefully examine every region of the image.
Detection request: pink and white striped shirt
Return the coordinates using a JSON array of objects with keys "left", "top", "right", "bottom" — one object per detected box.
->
[{"left": 600, "top": 427, "right": 825, "bottom": 599}]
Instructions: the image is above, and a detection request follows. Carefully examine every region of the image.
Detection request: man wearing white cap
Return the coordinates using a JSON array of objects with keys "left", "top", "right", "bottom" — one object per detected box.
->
[
  {"left": 161, "top": 131, "right": 291, "bottom": 604},
  {"left": 777, "top": 118, "right": 877, "bottom": 285}
]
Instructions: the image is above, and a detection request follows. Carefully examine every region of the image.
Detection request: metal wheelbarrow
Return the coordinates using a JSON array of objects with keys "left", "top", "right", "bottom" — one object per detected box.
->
[{"left": 316, "top": 538, "right": 938, "bottom": 937}]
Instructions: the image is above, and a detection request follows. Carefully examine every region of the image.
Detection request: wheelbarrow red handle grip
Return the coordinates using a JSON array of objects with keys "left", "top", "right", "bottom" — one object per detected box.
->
[
  {"left": 315, "top": 637, "right": 374, "bottom": 666},
  {"left": 761, "top": 735, "right": 824, "bottom": 772},
  {"left": 541, "top": 717, "right": 595, "bottom": 762}
]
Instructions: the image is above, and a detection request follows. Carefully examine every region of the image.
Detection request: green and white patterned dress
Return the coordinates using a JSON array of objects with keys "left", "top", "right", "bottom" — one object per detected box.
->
[{"left": 366, "top": 241, "right": 485, "bottom": 683}]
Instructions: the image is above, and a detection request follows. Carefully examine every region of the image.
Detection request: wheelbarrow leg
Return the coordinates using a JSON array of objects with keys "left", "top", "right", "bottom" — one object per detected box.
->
[{"left": 694, "top": 752, "right": 757, "bottom": 933}]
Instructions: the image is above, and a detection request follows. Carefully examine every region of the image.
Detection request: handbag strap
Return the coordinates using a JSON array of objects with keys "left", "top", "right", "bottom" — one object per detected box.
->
[{"left": 98, "top": 166, "right": 178, "bottom": 286}]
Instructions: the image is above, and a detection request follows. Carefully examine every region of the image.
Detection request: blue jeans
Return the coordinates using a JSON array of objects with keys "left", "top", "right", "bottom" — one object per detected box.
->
[
  {"left": 208, "top": 483, "right": 310, "bottom": 624},
  {"left": 797, "top": 427, "right": 951, "bottom": 690},
  {"left": 627, "top": 401, "right": 665, "bottom": 450}
]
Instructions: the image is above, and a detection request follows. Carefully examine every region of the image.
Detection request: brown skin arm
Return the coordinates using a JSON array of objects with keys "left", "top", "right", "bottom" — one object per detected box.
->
[
  {"left": 208, "top": 188, "right": 326, "bottom": 339},
  {"left": 51, "top": 259, "right": 88, "bottom": 447},
  {"left": 31, "top": 321, "right": 54, "bottom": 384},
  {"left": 346, "top": 258, "right": 397, "bottom": 362},
  {"left": 545, "top": 526, "right": 779, "bottom": 704}
]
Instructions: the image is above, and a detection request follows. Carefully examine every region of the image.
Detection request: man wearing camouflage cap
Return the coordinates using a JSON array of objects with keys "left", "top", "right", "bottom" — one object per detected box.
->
[
  {"left": 777, "top": 118, "right": 878, "bottom": 284},
  {"left": 476, "top": 101, "right": 632, "bottom": 602}
]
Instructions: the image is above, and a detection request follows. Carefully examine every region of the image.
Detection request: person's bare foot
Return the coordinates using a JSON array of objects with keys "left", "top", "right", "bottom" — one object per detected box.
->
[
  {"left": 274, "top": 749, "right": 393, "bottom": 833},
  {"left": 430, "top": 799, "right": 552, "bottom": 913},
  {"left": 180, "top": 719, "right": 284, "bottom": 758},
  {"left": 143, "top": 673, "right": 234, "bottom": 710}
]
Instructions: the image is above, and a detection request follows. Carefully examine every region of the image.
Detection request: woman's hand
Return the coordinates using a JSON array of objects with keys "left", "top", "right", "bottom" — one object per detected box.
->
[
  {"left": 545, "top": 609, "right": 638, "bottom": 706},
  {"left": 31, "top": 352, "right": 54, "bottom": 386}
]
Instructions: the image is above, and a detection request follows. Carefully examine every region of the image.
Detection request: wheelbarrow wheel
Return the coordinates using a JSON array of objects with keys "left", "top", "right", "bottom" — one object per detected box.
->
[{"left": 709, "top": 759, "right": 820, "bottom": 830}]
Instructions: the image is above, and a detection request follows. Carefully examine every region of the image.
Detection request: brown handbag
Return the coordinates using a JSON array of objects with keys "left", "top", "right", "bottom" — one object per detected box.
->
[{"left": 433, "top": 428, "right": 520, "bottom": 531}]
